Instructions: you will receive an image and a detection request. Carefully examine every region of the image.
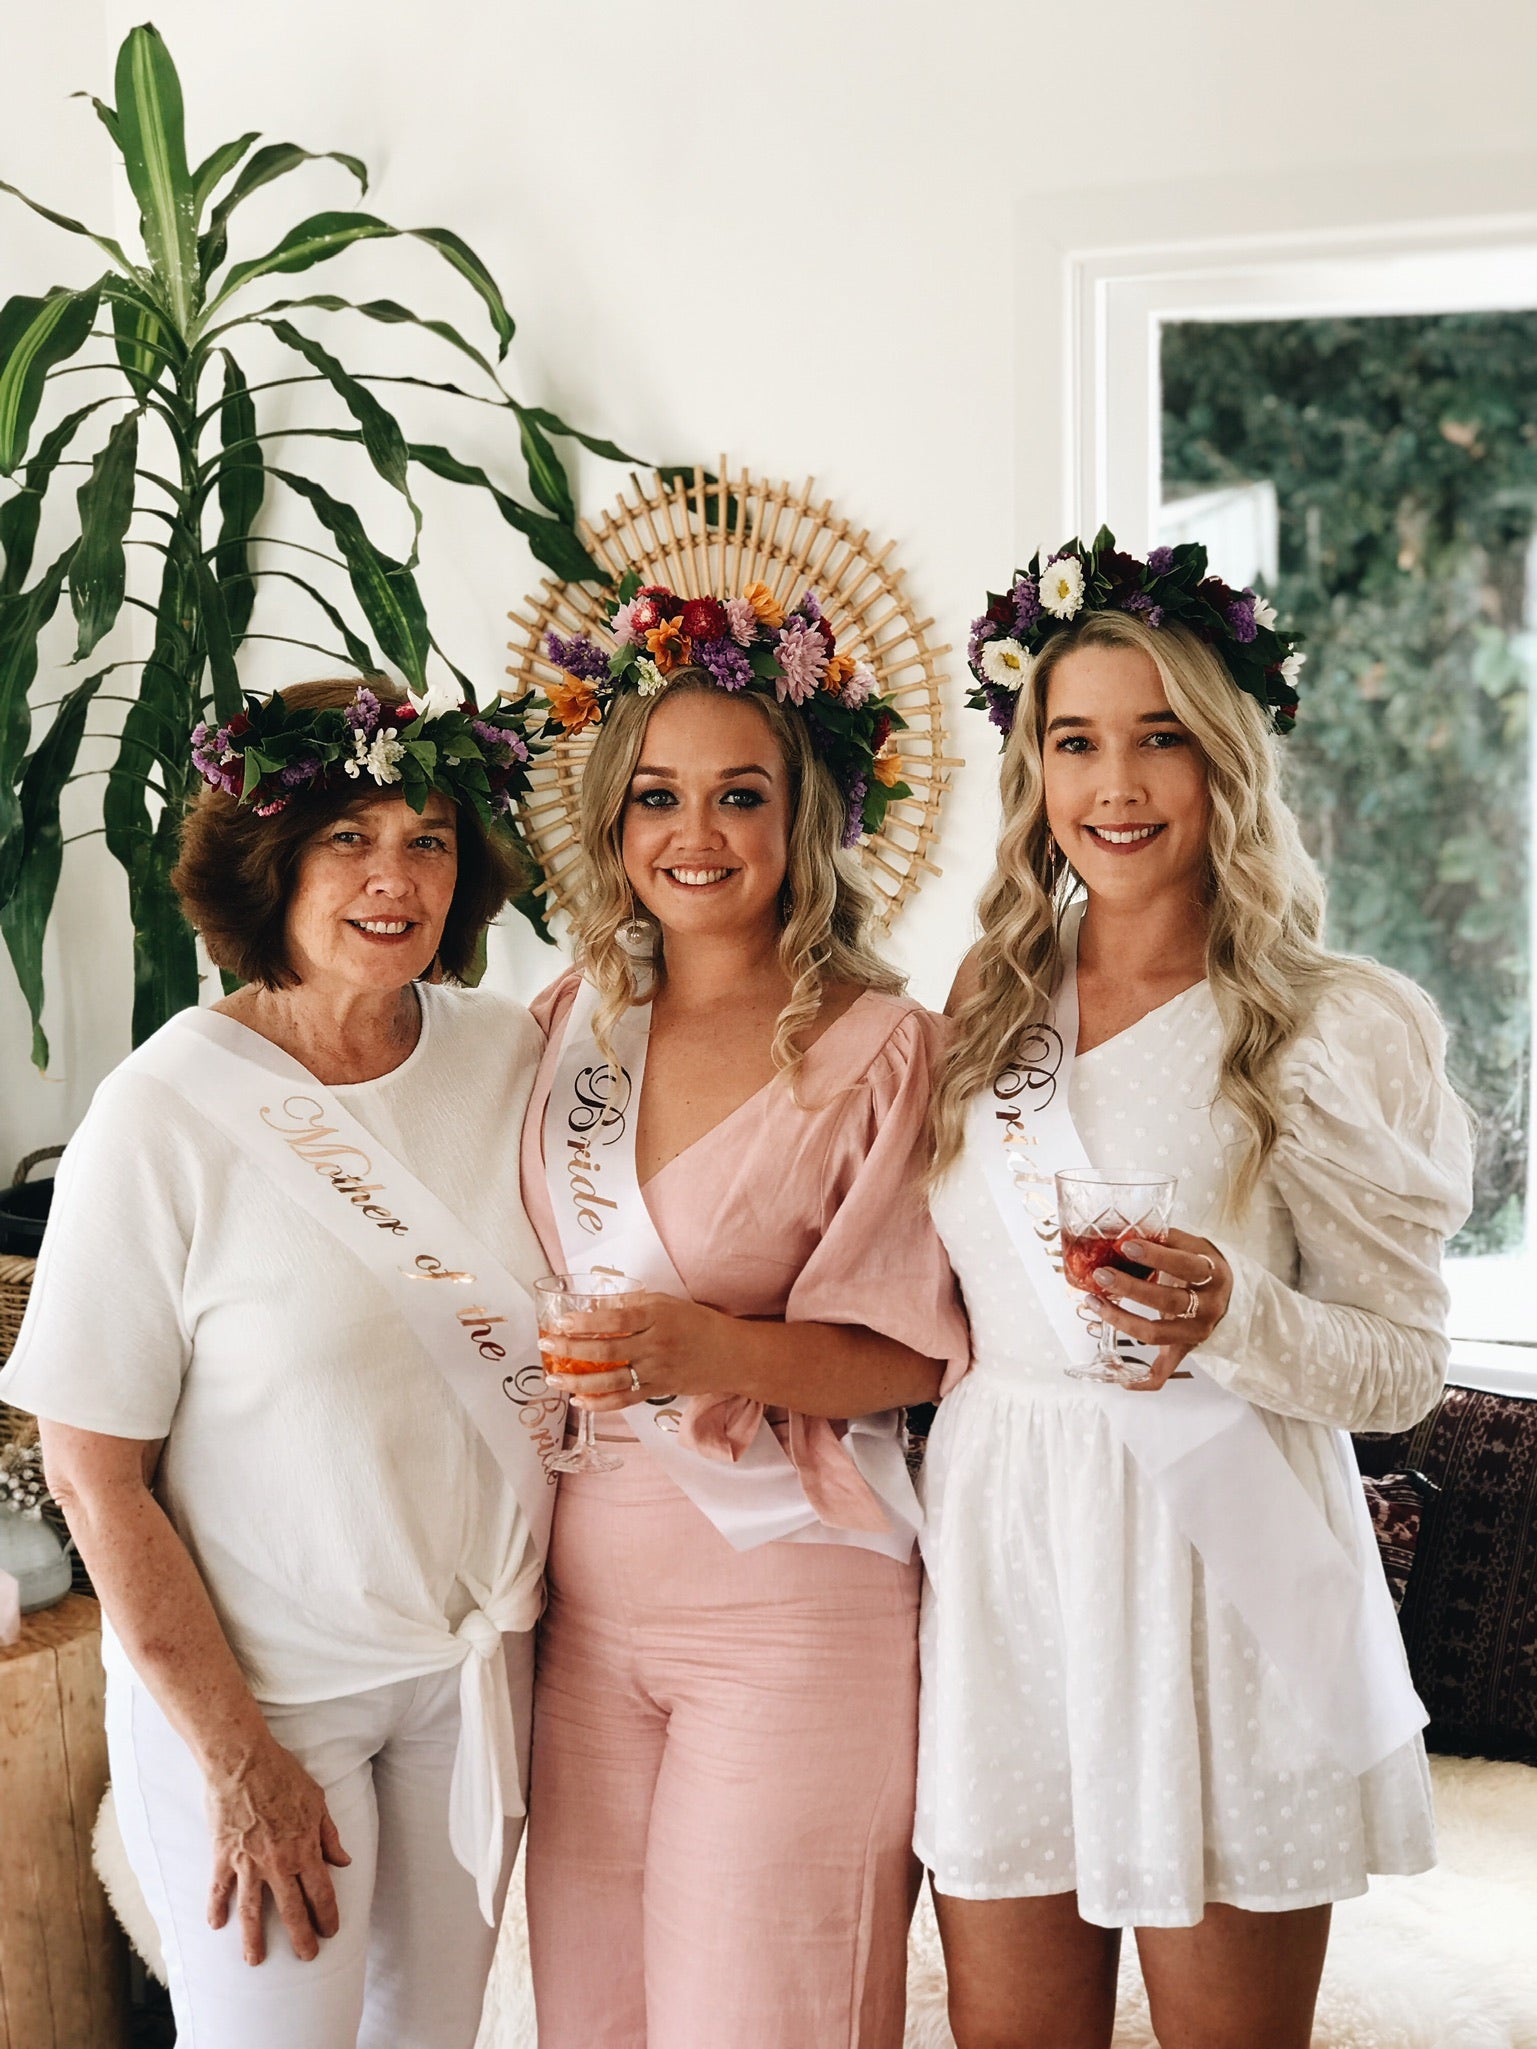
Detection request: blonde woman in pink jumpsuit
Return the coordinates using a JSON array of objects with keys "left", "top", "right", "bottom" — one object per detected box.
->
[{"left": 519, "top": 632, "right": 967, "bottom": 2047}]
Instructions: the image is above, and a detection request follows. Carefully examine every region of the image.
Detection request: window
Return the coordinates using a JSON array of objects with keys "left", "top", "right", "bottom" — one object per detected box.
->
[{"left": 1068, "top": 229, "right": 1537, "bottom": 1390}]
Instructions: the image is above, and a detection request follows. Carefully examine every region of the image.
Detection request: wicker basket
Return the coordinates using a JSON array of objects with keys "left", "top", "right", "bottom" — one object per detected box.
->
[
  {"left": 0, "top": 1145, "right": 52, "bottom": 1446},
  {"left": 0, "top": 1160, "right": 90, "bottom": 1593},
  {"left": 1, "top": 1253, "right": 37, "bottom": 1439}
]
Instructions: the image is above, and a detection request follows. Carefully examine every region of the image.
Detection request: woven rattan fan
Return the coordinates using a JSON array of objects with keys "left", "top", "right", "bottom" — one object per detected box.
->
[{"left": 505, "top": 462, "right": 953, "bottom": 926}]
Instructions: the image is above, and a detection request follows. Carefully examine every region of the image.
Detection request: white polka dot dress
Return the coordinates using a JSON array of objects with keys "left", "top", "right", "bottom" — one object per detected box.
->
[{"left": 915, "top": 974, "right": 1473, "bottom": 1928}]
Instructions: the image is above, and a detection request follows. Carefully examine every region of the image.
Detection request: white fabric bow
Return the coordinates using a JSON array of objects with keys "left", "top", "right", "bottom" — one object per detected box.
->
[{"left": 448, "top": 1607, "right": 526, "bottom": 1923}]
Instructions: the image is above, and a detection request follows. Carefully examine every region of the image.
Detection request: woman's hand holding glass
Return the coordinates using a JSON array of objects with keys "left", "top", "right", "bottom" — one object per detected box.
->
[
  {"left": 1089, "top": 1227, "right": 1234, "bottom": 1390},
  {"left": 542, "top": 1291, "right": 727, "bottom": 1414}
]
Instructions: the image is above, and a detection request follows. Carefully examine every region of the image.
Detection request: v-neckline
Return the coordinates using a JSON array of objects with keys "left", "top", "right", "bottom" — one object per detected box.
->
[
  {"left": 638, "top": 988, "right": 879, "bottom": 1190},
  {"left": 1075, "top": 976, "right": 1208, "bottom": 1062}
]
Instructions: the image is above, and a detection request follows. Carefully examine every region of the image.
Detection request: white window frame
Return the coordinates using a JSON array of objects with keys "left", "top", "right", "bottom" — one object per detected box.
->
[{"left": 1063, "top": 218, "right": 1537, "bottom": 1394}]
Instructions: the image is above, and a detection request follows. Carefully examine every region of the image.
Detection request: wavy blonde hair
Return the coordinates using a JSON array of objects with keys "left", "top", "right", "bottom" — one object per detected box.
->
[
  {"left": 570, "top": 669, "right": 902, "bottom": 1085},
  {"left": 933, "top": 610, "right": 1431, "bottom": 1210}
]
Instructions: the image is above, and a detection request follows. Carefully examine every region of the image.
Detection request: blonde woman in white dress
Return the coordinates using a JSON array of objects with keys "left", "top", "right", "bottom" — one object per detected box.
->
[{"left": 916, "top": 536, "right": 1473, "bottom": 2049}]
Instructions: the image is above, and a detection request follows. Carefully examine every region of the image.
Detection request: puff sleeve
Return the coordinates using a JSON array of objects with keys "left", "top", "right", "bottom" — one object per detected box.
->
[
  {"left": 1201, "top": 981, "right": 1473, "bottom": 1433},
  {"left": 680, "top": 1003, "right": 969, "bottom": 1530},
  {"left": 784, "top": 1005, "right": 970, "bottom": 1378}
]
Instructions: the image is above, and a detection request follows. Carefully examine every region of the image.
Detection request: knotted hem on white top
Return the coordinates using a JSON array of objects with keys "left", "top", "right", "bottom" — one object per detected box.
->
[{"left": 447, "top": 1592, "right": 540, "bottom": 1923}]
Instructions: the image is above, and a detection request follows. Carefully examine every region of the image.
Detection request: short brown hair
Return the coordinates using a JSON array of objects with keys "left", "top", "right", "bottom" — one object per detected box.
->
[{"left": 172, "top": 678, "right": 533, "bottom": 988}]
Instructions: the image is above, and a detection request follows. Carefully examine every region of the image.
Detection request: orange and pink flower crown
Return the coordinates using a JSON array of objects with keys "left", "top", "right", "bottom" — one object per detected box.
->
[{"left": 543, "top": 572, "right": 909, "bottom": 848}]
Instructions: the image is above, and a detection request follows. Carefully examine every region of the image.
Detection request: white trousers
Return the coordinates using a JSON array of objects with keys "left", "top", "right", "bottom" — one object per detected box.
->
[{"left": 105, "top": 1633, "right": 533, "bottom": 2049}]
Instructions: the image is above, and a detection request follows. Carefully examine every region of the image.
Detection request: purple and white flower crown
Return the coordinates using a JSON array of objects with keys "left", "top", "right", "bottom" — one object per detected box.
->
[
  {"left": 191, "top": 676, "right": 542, "bottom": 822},
  {"left": 967, "top": 526, "right": 1305, "bottom": 740},
  {"left": 542, "top": 572, "right": 910, "bottom": 848}
]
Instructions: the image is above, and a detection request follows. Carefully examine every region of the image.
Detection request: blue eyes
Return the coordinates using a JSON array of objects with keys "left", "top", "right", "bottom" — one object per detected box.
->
[
  {"left": 1055, "top": 732, "right": 1186, "bottom": 754},
  {"left": 632, "top": 787, "right": 766, "bottom": 809}
]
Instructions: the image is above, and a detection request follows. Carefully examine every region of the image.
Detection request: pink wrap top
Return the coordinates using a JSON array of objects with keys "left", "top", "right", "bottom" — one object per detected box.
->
[{"left": 521, "top": 968, "right": 969, "bottom": 1531}]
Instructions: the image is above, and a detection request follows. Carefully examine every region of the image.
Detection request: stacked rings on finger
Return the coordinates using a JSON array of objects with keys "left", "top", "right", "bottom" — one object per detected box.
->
[
  {"left": 628, "top": 1366, "right": 642, "bottom": 1393},
  {"left": 1180, "top": 1289, "right": 1200, "bottom": 1321}
]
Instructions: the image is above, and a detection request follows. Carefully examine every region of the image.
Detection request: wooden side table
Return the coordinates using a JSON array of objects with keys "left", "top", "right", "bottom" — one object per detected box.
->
[{"left": 0, "top": 1594, "right": 129, "bottom": 2049}]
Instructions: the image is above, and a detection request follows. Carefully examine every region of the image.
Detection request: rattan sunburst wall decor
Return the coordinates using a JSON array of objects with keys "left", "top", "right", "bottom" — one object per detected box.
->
[{"left": 505, "top": 462, "right": 954, "bottom": 926}]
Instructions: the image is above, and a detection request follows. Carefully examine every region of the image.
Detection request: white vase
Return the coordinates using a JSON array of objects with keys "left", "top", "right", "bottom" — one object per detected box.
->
[{"left": 0, "top": 1511, "right": 72, "bottom": 1611}]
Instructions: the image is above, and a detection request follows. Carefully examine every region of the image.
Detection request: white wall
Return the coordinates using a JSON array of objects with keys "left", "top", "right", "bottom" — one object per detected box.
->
[{"left": 5, "top": 0, "right": 1537, "bottom": 1164}]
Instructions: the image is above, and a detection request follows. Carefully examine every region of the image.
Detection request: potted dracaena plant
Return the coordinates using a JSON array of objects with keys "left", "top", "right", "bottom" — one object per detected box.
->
[{"left": 0, "top": 20, "right": 636, "bottom": 1066}]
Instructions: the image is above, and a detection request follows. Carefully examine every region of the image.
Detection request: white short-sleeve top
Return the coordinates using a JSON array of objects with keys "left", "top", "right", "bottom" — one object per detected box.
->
[{"left": 0, "top": 984, "right": 549, "bottom": 1705}]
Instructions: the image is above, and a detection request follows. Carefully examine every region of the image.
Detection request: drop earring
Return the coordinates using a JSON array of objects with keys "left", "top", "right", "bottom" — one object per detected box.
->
[{"left": 617, "top": 912, "right": 656, "bottom": 960}]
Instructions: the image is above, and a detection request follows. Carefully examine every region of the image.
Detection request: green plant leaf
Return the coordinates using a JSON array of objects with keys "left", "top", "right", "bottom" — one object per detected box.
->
[
  {"left": 104, "top": 551, "right": 201, "bottom": 1041},
  {"left": 128, "top": 802, "right": 199, "bottom": 1041},
  {"left": 272, "top": 468, "right": 430, "bottom": 686},
  {"left": 0, "top": 671, "right": 102, "bottom": 1068},
  {"left": 0, "top": 545, "right": 76, "bottom": 901},
  {"left": 72, "top": 92, "right": 124, "bottom": 150},
  {"left": 247, "top": 568, "right": 375, "bottom": 672},
  {"left": 190, "top": 130, "right": 259, "bottom": 217},
  {"left": 264, "top": 318, "right": 418, "bottom": 547},
  {"left": 511, "top": 401, "right": 575, "bottom": 522},
  {"left": 101, "top": 274, "right": 184, "bottom": 366},
  {"left": 0, "top": 178, "right": 132, "bottom": 271},
  {"left": 212, "top": 350, "right": 263, "bottom": 640},
  {"left": 244, "top": 292, "right": 501, "bottom": 382},
  {"left": 192, "top": 551, "right": 241, "bottom": 721},
  {"left": 0, "top": 284, "right": 103, "bottom": 475},
  {"left": 516, "top": 405, "right": 642, "bottom": 466},
  {"left": 210, "top": 211, "right": 396, "bottom": 310},
  {"left": 406, "top": 227, "right": 514, "bottom": 357},
  {"left": 1, "top": 401, "right": 107, "bottom": 596},
  {"left": 405, "top": 440, "right": 605, "bottom": 581},
  {"left": 198, "top": 141, "right": 369, "bottom": 282},
  {"left": 114, "top": 24, "right": 199, "bottom": 329},
  {"left": 70, "top": 410, "right": 140, "bottom": 659},
  {"left": 110, "top": 291, "right": 168, "bottom": 399}
]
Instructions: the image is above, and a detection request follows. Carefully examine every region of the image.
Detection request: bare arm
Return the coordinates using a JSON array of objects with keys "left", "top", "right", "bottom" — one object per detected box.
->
[
  {"left": 41, "top": 1422, "right": 349, "bottom": 1964},
  {"left": 563, "top": 1299, "right": 943, "bottom": 1415}
]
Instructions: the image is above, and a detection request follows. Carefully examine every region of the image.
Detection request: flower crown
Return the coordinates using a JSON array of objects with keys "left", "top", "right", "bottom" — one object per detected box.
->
[
  {"left": 542, "top": 573, "right": 910, "bottom": 848},
  {"left": 190, "top": 677, "right": 543, "bottom": 822},
  {"left": 967, "top": 526, "right": 1305, "bottom": 740}
]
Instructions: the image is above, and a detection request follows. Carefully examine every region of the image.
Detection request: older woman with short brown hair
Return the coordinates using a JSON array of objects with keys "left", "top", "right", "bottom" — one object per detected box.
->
[{"left": 0, "top": 676, "right": 557, "bottom": 2049}]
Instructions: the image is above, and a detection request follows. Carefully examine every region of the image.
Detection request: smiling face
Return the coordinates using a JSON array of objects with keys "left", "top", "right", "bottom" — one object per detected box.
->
[
  {"left": 622, "top": 687, "right": 792, "bottom": 945},
  {"left": 1040, "top": 639, "right": 1212, "bottom": 908},
  {"left": 283, "top": 791, "right": 459, "bottom": 994}
]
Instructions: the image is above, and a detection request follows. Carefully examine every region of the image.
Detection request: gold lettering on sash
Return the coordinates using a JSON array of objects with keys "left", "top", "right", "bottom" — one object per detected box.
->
[
  {"left": 501, "top": 1365, "right": 566, "bottom": 1484},
  {"left": 404, "top": 1253, "right": 475, "bottom": 1283},
  {"left": 456, "top": 1306, "right": 507, "bottom": 1361},
  {"left": 247, "top": 1081, "right": 560, "bottom": 1481},
  {"left": 259, "top": 1095, "right": 408, "bottom": 1235},
  {"left": 561, "top": 1054, "right": 633, "bottom": 1238}
]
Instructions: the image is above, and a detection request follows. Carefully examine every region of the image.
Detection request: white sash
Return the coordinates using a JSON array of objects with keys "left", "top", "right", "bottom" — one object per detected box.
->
[
  {"left": 542, "top": 978, "right": 919, "bottom": 1562},
  {"left": 968, "top": 907, "right": 1425, "bottom": 1776},
  {"left": 134, "top": 1006, "right": 563, "bottom": 1920}
]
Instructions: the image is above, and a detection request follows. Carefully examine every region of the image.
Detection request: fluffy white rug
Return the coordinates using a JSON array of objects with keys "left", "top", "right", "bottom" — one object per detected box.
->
[
  {"left": 95, "top": 1756, "right": 1537, "bottom": 2046},
  {"left": 475, "top": 1757, "right": 1537, "bottom": 2049},
  {"left": 93, "top": 1786, "right": 167, "bottom": 1986}
]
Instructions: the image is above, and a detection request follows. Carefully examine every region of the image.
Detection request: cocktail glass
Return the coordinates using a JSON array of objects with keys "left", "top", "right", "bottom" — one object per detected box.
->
[
  {"left": 1052, "top": 1172, "right": 1177, "bottom": 1386},
  {"left": 535, "top": 1272, "right": 646, "bottom": 1475}
]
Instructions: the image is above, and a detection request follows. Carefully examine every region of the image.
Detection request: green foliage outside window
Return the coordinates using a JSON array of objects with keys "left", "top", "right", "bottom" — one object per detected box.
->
[{"left": 1162, "top": 315, "right": 1537, "bottom": 1253}]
